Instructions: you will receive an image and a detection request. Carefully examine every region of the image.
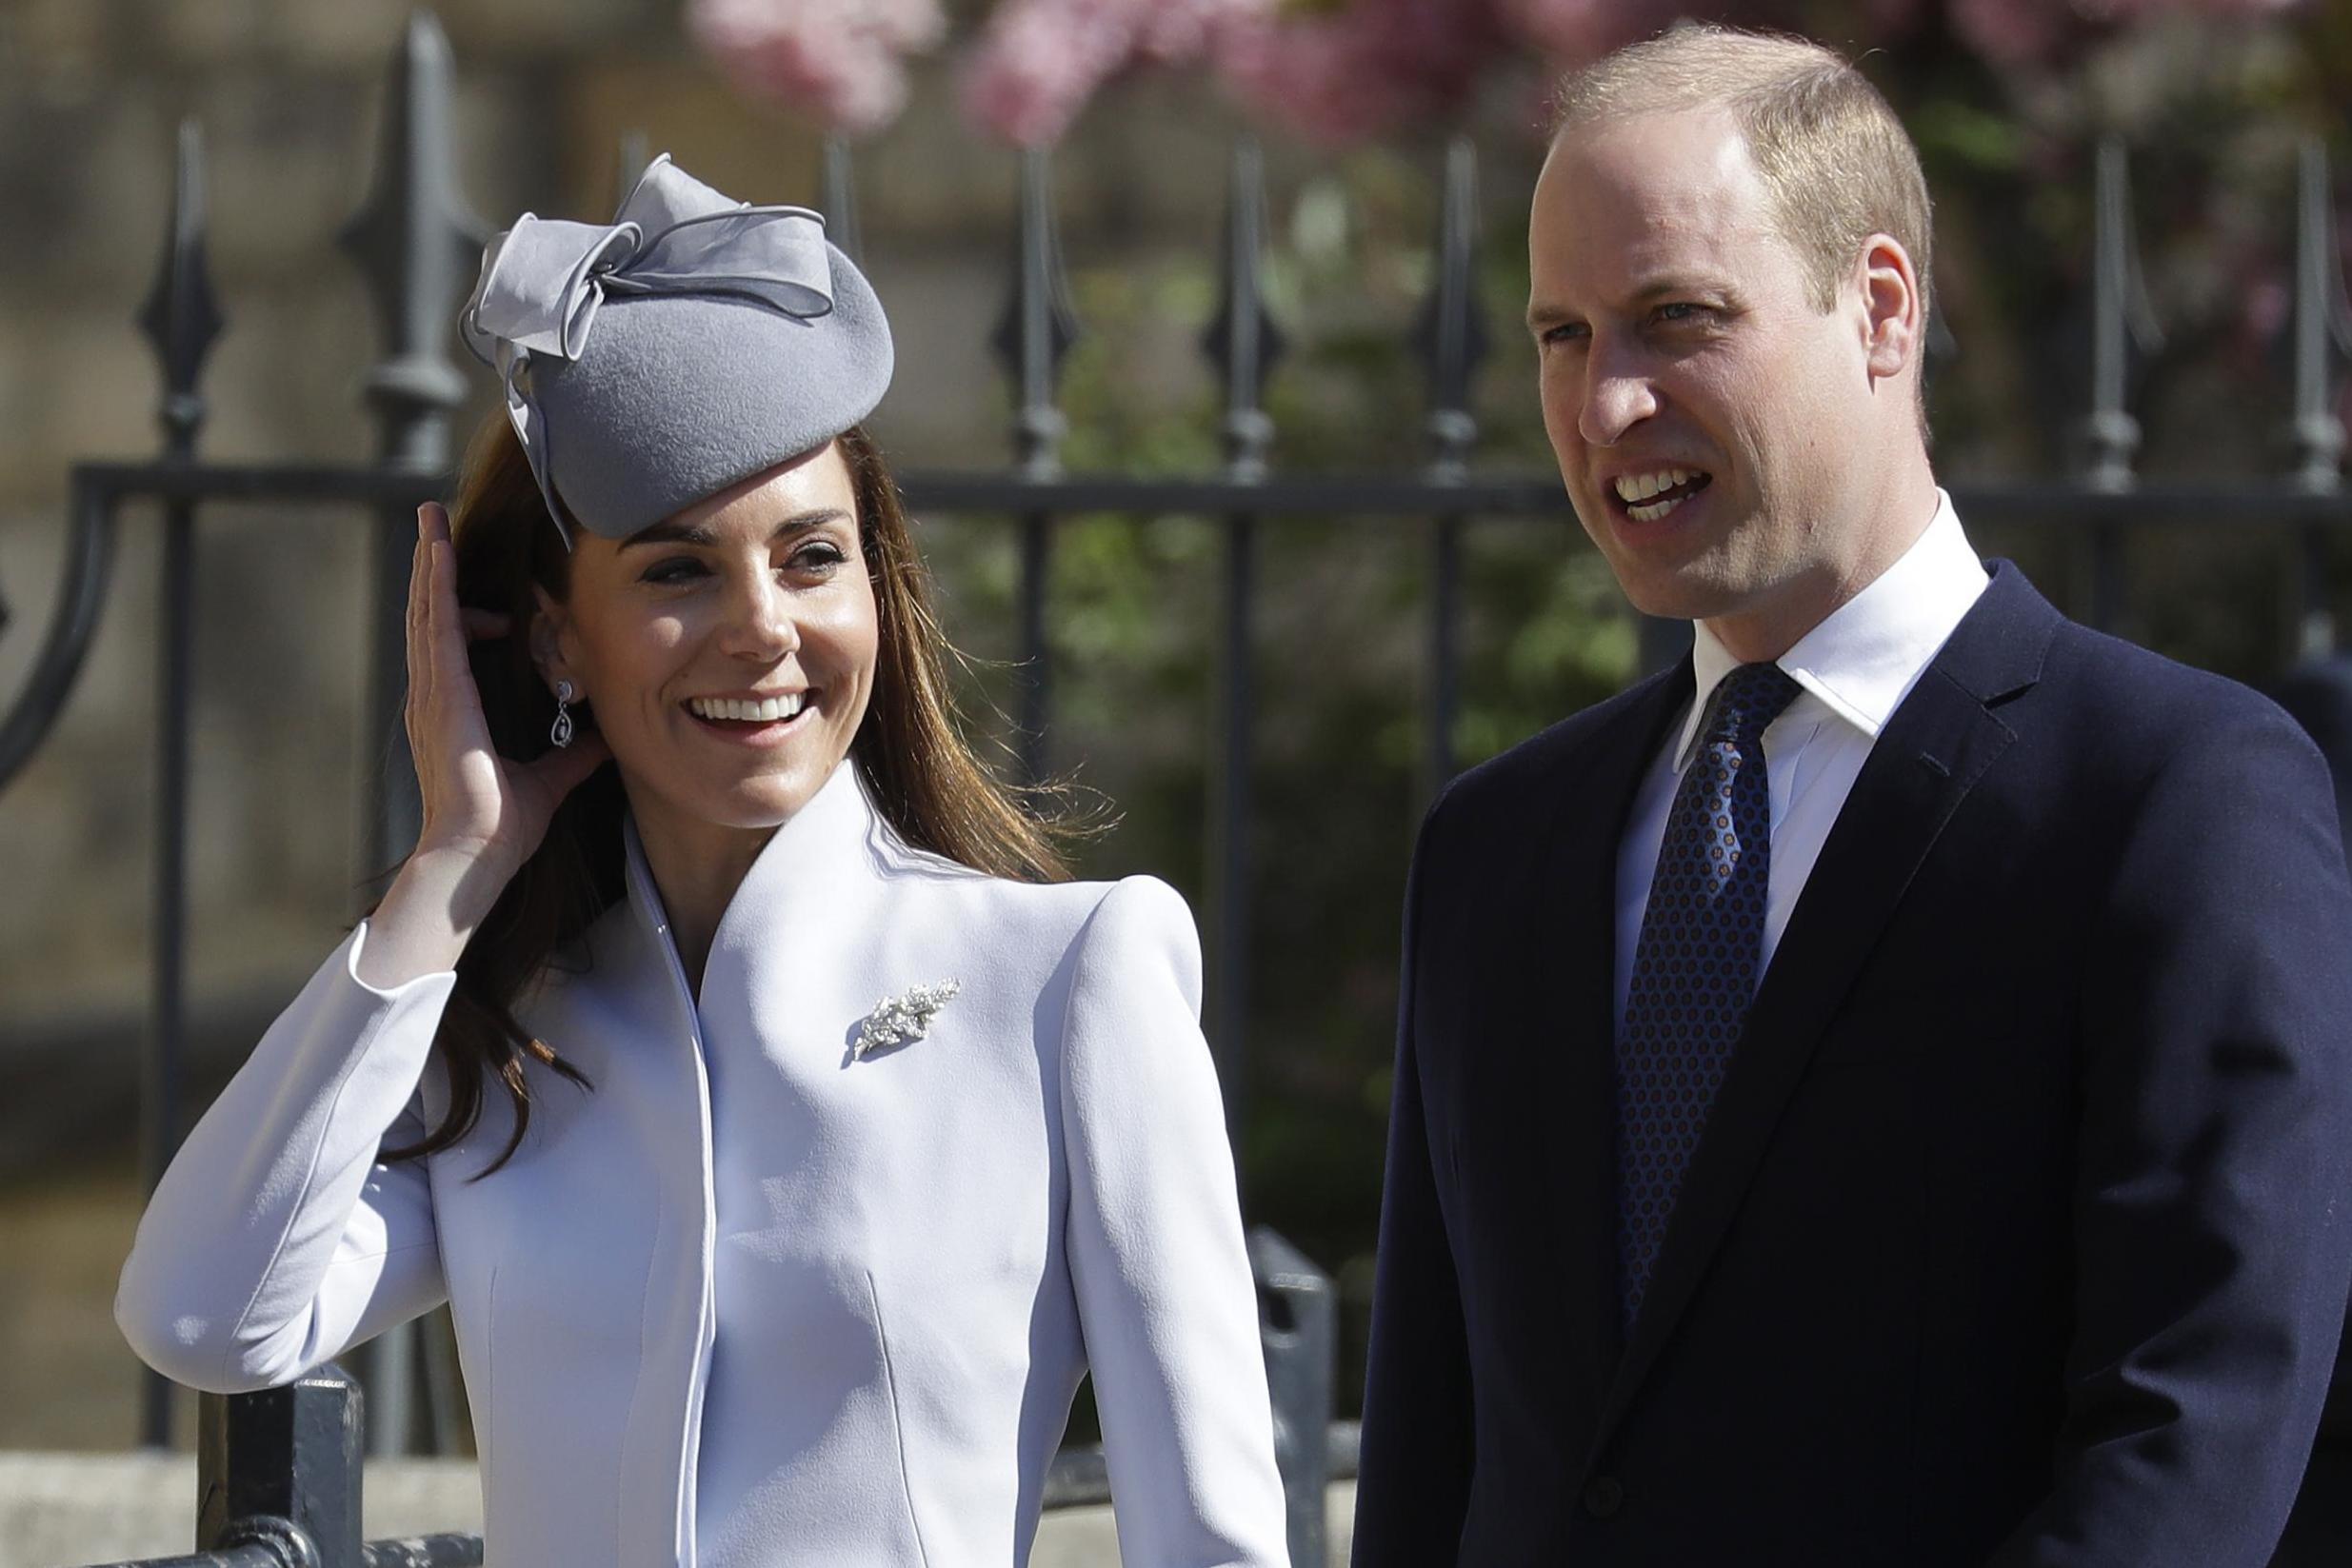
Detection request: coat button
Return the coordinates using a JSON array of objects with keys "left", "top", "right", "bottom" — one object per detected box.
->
[{"left": 1582, "top": 1476, "right": 1624, "bottom": 1518}]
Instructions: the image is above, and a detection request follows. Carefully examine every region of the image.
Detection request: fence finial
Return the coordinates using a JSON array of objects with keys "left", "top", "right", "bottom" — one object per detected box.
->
[
  {"left": 1413, "top": 136, "right": 1486, "bottom": 480},
  {"left": 339, "top": 10, "right": 484, "bottom": 471},
  {"left": 138, "top": 119, "right": 224, "bottom": 461},
  {"left": 2291, "top": 137, "right": 2352, "bottom": 493},
  {"left": 991, "top": 146, "right": 1081, "bottom": 480},
  {"left": 822, "top": 134, "right": 864, "bottom": 266},
  {"left": 616, "top": 129, "right": 651, "bottom": 214},
  {"left": 2074, "top": 136, "right": 2163, "bottom": 492},
  {"left": 1206, "top": 137, "right": 1283, "bottom": 482}
]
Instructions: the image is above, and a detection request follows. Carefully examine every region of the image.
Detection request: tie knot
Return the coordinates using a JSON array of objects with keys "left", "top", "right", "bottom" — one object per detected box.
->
[{"left": 1704, "top": 662, "right": 1801, "bottom": 743}]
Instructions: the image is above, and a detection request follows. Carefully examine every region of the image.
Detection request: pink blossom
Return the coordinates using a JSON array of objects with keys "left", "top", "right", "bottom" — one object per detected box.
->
[
  {"left": 1137, "top": 0, "right": 1270, "bottom": 63},
  {"left": 1494, "top": 0, "right": 1683, "bottom": 62},
  {"left": 961, "top": 0, "right": 1270, "bottom": 147},
  {"left": 690, "top": 0, "right": 947, "bottom": 135},
  {"left": 1212, "top": 0, "right": 1513, "bottom": 148}
]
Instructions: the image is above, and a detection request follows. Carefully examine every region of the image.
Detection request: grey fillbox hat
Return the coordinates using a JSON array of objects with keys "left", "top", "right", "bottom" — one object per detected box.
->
[{"left": 460, "top": 155, "right": 893, "bottom": 545}]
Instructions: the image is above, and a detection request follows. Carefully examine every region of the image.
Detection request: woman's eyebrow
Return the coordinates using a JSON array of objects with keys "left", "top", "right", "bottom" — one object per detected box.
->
[{"left": 621, "top": 508, "right": 848, "bottom": 549}]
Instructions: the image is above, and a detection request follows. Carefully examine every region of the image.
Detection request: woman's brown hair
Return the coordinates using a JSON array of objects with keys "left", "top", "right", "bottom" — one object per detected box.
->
[{"left": 383, "top": 412, "right": 1071, "bottom": 1175}]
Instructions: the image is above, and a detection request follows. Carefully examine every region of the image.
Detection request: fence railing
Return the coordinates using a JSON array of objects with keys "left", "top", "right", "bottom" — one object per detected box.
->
[
  {"left": 4, "top": 7, "right": 2350, "bottom": 1564},
  {"left": 76, "top": 1230, "right": 1356, "bottom": 1568}
]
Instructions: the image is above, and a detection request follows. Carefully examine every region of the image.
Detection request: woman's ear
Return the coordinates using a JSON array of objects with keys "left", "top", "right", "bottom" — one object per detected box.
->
[{"left": 528, "top": 585, "right": 573, "bottom": 695}]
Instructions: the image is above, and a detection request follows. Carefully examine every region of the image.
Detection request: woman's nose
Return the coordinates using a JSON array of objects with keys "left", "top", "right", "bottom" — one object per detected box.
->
[{"left": 717, "top": 572, "right": 800, "bottom": 659}]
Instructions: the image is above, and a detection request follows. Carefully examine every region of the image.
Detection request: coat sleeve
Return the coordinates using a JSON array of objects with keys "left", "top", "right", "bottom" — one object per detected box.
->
[
  {"left": 114, "top": 921, "right": 454, "bottom": 1395},
  {"left": 1057, "top": 875, "right": 1290, "bottom": 1568},
  {"left": 1351, "top": 795, "right": 1476, "bottom": 1565},
  {"left": 1988, "top": 705, "right": 2352, "bottom": 1568}
]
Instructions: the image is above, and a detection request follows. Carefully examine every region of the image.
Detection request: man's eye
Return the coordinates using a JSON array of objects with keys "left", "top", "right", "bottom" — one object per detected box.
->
[
  {"left": 1653, "top": 302, "right": 1706, "bottom": 324},
  {"left": 1541, "top": 323, "right": 1589, "bottom": 347}
]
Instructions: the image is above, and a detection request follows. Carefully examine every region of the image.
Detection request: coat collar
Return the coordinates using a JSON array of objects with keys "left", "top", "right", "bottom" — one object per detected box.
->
[
  {"left": 1589, "top": 560, "right": 2059, "bottom": 1450},
  {"left": 619, "top": 756, "right": 889, "bottom": 991}
]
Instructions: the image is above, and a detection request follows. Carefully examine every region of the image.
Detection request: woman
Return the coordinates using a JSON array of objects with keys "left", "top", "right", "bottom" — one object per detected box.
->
[{"left": 114, "top": 158, "right": 1288, "bottom": 1568}]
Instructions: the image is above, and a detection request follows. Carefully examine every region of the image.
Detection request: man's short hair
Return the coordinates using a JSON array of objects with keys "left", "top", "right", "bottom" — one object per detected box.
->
[{"left": 1549, "top": 26, "right": 1933, "bottom": 325}]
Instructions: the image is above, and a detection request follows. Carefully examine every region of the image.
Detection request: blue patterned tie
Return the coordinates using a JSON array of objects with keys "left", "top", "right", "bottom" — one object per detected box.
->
[{"left": 1615, "top": 661, "right": 1803, "bottom": 1327}]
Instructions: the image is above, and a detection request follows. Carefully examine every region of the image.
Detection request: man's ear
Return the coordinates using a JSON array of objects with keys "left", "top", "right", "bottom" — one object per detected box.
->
[
  {"left": 528, "top": 585, "right": 573, "bottom": 695},
  {"left": 1857, "top": 232, "right": 1923, "bottom": 385}
]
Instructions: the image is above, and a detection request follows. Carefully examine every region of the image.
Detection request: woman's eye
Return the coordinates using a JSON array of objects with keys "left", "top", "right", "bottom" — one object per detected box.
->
[
  {"left": 643, "top": 557, "right": 708, "bottom": 585},
  {"left": 787, "top": 543, "right": 848, "bottom": 573}
]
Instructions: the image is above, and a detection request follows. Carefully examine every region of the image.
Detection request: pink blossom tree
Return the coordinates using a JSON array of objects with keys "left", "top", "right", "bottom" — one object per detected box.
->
[
  {"left": 690, "top": 0, "right": 2317, "bottom": 144},
  {"left": 688, "top": 0, "right": 949, "bottom": 136}
]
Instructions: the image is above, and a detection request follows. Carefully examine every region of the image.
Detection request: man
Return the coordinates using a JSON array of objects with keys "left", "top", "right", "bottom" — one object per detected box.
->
[{"left": 1354, "top": 26, "right": 2352, "bottom": 1567}]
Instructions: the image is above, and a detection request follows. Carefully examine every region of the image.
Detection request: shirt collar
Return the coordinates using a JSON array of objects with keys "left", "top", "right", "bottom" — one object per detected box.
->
[{"left": 1672, "top": 488, "right": 1988, "bottom": 770}]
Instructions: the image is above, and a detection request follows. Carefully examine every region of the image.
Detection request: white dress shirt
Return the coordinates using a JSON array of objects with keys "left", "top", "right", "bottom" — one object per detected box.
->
[
  {"left": 116, "top": 760, "right": 1288, "bottom": 1568},
  {"left": 1613, "top": 491, "right": 1990, "bottom": 1018}
]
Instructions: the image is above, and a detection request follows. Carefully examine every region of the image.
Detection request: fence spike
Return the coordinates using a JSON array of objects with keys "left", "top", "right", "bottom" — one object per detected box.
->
[
  {"left": 338, "top": 10, "right": 484, "bottom": 470},
  {"left": 1204, "top": 137, "right": 1283, "bottom": 481},
  {"left": 990, "top": 146, "right": 1080, "bottom": 478},
  {"left": 822, "top": 133, "right": 863, "bottom": 266},
  {"left": 1412, "top": 136, "right": 1487, "bottom": 479},
  {"left": 2291, "top": 137, "right": 2351, "bottom": 491},
  {"left": 616, "top": 129, "right": 651, "bottom": 212},
  {"left": 137, "top": 119, "right": 225, "bottom": 461},
  {"left": 2074, "top": 136, "right": 2161, "bottom": 492}
]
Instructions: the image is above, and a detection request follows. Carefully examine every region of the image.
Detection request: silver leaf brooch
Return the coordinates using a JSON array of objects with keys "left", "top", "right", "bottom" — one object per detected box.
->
[{"left": 851, "top": 980, "right": 962, "bottom": 1062}]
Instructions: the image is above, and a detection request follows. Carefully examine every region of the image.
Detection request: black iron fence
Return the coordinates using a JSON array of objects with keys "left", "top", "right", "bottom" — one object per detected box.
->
[{"left": 5, "top": 7, "right": 2351, "bottom": 1567}]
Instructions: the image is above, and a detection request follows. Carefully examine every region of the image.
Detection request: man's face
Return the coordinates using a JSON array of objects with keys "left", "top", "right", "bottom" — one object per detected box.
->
[{"left": 1529, "top": 107, "right": 1877, "bottom": 634}]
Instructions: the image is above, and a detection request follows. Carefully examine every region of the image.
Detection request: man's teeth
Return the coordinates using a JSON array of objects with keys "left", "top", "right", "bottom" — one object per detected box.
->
[
  {"left": 1613, "top": 467, "right": 1702, "bottom": 504},
  {"left": 689, "top": 693, "right": 807, "bottom": 723}
]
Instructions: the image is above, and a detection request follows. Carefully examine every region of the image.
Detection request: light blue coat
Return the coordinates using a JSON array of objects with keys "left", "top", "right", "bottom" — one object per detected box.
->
[{"left": 115, "top": 762, "right": 1288, "bottom": 1567}]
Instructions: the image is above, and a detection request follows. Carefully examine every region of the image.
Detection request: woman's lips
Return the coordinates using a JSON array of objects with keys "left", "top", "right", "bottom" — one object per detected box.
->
[{"left": 684, "top": 694, "right": 818, "bottom": 748}]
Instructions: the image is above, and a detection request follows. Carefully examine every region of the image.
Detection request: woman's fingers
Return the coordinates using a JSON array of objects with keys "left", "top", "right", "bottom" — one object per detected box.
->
[
  {"left": 406, "top": 510, "right": 431, "bottom": 727},
  {"left": 428, "top": 539, "right": 481, "bottom": 724}
]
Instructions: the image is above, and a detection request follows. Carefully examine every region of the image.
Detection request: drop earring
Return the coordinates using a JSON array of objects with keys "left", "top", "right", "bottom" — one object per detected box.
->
[{"left": 550, "top": 680, "right": 575, "bottom": 748}]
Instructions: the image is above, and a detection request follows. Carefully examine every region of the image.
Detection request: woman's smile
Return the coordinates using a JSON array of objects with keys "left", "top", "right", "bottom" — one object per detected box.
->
[{"left": 683, "top": 686, "right": 823, "bottom": 749}]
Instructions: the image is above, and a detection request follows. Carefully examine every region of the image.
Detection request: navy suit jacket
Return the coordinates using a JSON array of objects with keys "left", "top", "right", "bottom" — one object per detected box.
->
[{"left": 1354, "top": 562, "right": 2352, "bottom": 1567}]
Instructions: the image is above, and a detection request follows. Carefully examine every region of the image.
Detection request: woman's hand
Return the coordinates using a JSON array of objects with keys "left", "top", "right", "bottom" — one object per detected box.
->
[
  {"left": 405, "top": 501, "right": 608, "bottom": 882},
  {"left": 355, "top": 503, "right": 610, "bottom": 988}
]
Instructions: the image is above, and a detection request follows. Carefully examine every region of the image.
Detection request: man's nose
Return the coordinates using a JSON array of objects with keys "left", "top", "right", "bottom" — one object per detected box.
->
[{"left": 1577, "top": 347, "right": 1660, "bottom": 448}]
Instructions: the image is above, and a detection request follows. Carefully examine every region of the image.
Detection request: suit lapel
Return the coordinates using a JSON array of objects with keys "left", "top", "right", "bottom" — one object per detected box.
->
[
  {"left": 1593, "top": 562, "right": 2059, "bottom": 1445},
  {"left": 1525, "top": 660, "right": 1694, "bottom": 1428}
]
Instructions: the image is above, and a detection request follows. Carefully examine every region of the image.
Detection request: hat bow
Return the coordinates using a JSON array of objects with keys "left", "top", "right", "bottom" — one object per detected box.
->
[{"left": 459, "top": 155, "right": 836, "bottom": 545}]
